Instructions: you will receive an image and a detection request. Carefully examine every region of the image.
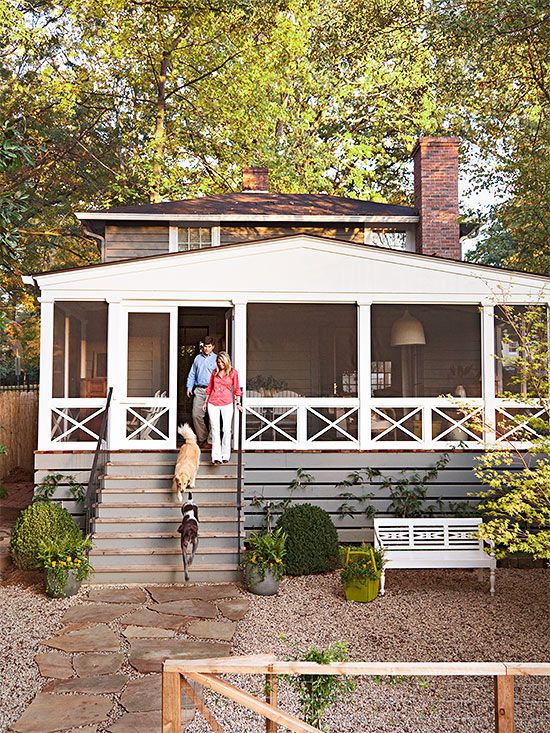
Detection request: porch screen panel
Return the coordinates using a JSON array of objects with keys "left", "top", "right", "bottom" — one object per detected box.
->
[
  {"left": 371, "top": 305, "right": 481, "bottom": 398},
  {"left": 246, "top": 304, "right": 357, "bottom": 397},
  {"left": 127, "top": 313, "right": 170, "bottom": 397},
  {"left": 52, "top": 301, "right": 108, "bottom": 398},
  {"left": 494, "top": 305, "right": 548, "bottom": 396}
]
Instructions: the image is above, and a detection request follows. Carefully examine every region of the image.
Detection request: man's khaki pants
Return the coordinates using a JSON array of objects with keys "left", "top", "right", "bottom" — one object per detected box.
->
[{"left": 191, "top": 387, "right": 210, "bottom": 444}]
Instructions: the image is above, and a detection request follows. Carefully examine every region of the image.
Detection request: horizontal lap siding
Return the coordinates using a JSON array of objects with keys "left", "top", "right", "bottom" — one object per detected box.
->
[
  {"left": 104, "top": 225, "right": 169, "bottom": 262},
  {"left": 244, "top": 452, "right": 486, "bottom": 542}
]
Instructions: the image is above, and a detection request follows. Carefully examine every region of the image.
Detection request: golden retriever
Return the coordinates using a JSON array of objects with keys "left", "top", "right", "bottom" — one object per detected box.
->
[{"left": 172, "top": 423, "right": 201, "bottom": 503}]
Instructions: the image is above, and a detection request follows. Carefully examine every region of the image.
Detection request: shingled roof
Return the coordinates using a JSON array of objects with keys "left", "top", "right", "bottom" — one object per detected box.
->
[{"left": 79, "top": 192, "right": 417, "bottom": 219}]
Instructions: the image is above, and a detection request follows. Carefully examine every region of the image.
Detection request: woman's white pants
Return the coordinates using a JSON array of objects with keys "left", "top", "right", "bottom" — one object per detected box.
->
[{"left": 207, "top": 403, "right": 234, "bottom": 462}]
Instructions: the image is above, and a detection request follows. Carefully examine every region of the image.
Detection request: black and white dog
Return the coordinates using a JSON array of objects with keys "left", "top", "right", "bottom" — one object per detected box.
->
[{"left": 177, "top": 492, "right": 199, "bottom": 582}]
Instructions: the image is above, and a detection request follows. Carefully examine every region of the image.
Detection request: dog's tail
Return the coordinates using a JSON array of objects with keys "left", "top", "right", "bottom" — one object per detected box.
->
[{"left": 177, "top": 423, "right": 198, "bottom": 444}]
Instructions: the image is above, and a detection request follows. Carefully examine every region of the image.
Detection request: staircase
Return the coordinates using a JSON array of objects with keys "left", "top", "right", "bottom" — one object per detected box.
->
[{"left": 89, "top": 452, "right": 243, "bottom": 584}]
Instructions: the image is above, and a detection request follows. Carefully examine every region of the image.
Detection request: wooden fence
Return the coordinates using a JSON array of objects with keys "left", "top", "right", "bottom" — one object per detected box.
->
[
  {"left": 0, "top": 389, "right": 38, "bottom": 480},
  {"left": 162, "top": 655, "right": 550, "bottom": 733}
]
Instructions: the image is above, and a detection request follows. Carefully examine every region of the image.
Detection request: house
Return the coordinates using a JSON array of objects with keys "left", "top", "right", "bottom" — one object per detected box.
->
[{"left": 23, "top": 137, "right": 550, "bottom": 583}]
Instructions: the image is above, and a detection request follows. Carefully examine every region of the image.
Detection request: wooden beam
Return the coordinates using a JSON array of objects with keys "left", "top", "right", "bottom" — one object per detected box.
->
[
  {"left": 266, "top": 666, "right": 278, "bottom": 733},
  {"left": 494, "top": 675, "right": 515, "bottom": 733},
  {"left": 181, "top": 676, "right": 225, "bottom": 733},
  {"left": 162, "top": 670, "right": 181, "bottom": 733},
  {"left": 185, "top": 671, "right": 321, "bottom": 733}
]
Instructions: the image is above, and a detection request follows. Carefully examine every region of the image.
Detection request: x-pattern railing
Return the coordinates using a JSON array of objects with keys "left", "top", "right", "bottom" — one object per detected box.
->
[
  {"left": 126, "top": 405, "right": 170, "bottom": 441},
  {"left": 51, "top": 404, "right": 106, "bottom": 443}
]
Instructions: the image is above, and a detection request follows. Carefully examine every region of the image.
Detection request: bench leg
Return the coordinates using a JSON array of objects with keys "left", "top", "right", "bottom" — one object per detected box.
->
[{"left": 380, "top": 569, "right": 386, "bottom": 596}]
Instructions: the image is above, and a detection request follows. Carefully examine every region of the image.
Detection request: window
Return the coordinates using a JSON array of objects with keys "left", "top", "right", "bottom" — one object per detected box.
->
[
  {"left": 177, "top": 227, "right": 212, "bottom": 251},
  {"left": 52, "top": 302, "right": 108, "bottom": 398}
]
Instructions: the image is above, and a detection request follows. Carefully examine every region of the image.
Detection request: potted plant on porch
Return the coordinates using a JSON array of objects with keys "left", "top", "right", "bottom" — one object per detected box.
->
[
  {"left": 340, "top": 545, "right": 384, "bottom": 603},
  {"left": 37, "top": 534, "right": 94, "bottom": 598},
  {"left": 242, "top": 528, "right": 287, "bottom": 596}
]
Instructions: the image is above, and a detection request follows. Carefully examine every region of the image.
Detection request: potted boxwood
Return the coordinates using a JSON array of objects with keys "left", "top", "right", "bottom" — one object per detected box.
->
[
  {"left": 242, "top": 528, "right": 287, "bottom": 596},
  {"left": 340, "top": 545, "right": 384, "bottom": 603},
  {"left": 37, "top": 534, "right": 94, "bottom": 598}
]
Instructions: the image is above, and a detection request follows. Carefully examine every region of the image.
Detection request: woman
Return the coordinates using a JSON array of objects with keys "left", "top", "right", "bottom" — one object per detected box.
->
[{"left": 203, "top": 351, "right": 242, "bottom": 464}]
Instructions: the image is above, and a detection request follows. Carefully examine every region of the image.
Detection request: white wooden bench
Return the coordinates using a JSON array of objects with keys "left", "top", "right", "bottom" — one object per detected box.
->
[{"left": 374, "top": 517, "right": 496, "bottom": 595}]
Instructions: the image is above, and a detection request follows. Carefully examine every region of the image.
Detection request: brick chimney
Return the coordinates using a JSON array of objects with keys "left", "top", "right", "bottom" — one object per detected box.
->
[
  {"left": 412, "top": 137, "right": 460, "bottom": 259},
  {"left": 242, "top": 166, "right": 268, "bottom": 192}
]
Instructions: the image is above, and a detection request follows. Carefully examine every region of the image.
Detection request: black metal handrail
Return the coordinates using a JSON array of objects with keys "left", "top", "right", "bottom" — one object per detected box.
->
[
  {"left": 236, "top": 406, "right": 244, "bottom": 563},
  {"left": 85, "top": 387, "right": 113, "bottom": 535}
]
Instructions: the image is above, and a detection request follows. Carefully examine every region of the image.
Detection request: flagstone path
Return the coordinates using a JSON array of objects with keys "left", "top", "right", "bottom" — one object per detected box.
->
[{"left": 10, "top": 583, "right": 250, "bottom": 733}]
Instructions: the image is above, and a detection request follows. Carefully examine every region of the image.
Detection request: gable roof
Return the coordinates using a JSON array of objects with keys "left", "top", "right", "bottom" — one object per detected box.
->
[{"left": 24, "top": 234, "right": 550, "bottom": 304}]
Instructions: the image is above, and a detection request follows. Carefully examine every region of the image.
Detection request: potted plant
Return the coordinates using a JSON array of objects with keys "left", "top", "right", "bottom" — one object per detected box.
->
[
  {"left": 37, "top": 534, "right": 94, "bottom": 598},
  {"left": 242, "top": 528, "right": 287, "bottom": 595},
  {"left": 340, "top": 545, "right": 384, "bottom": 603}
]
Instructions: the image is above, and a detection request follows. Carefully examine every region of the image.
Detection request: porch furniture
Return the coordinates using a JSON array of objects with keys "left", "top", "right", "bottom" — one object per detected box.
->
[{"left": 374, "top": 517, "right": 496, "bottom": 595}]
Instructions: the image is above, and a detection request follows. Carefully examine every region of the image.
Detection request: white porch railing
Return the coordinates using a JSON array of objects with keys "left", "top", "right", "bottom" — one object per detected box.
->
[
  {"left": 243, "top": 397, "right": 359, "bottom": 449},
  {"left": 49, "top": 399, "right": 108, "bottom": 449}
]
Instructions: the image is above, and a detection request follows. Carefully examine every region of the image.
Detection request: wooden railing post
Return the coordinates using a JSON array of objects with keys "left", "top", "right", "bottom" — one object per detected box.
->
[
  {"left": 162, "top": 669, "right": 181, "bottom": 733},
  {"left": 494, "top": 675, "right": 514, "bottom": 733},
  {"left": 266, "top": 666, "right": 278, "bottom": 733}
]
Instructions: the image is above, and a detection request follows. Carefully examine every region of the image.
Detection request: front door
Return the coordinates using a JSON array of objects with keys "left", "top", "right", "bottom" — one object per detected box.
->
[{"left": 119, "top": 307, "right": 178, "bottom": 448}]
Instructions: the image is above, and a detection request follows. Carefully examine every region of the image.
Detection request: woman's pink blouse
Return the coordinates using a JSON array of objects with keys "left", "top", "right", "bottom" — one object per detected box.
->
[{"left": 206, "top": 369, "right": 242, "bottom": 406}]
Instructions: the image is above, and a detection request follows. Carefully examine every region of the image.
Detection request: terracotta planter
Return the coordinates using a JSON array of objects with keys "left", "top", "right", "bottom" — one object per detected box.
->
[
  {"left": 244, "top": 565, "right": 281, "bottom": 596},
  {"left": 45, "top": 568, "right": 82, "bottom": 598}
]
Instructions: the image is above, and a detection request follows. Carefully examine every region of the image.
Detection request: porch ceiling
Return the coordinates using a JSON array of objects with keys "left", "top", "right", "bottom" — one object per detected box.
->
[{"left": 26, "top": 235, "right": 550, "bottom": 302}]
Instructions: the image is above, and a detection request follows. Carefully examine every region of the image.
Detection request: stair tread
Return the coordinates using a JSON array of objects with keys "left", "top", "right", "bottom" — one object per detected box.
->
[
  {"left": 91, "top": 547, "right": 239, "bottom": 555},
  {"left": 91, "top": 564, "right": 238, "bottom": 572}
]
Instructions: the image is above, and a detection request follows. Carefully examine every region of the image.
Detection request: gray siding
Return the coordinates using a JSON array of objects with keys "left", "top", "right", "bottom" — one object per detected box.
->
[
  {"left": 244, "top": 452, "right": 486, "bottom": 542},
  {"left": 104, "top": 224, "right": 169, "bottom": 262}
]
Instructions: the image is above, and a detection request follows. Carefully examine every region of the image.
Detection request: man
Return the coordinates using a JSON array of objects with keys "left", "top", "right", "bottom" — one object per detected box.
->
[{"left": 186, "top": 336, "right": 217, "bottom": 446}]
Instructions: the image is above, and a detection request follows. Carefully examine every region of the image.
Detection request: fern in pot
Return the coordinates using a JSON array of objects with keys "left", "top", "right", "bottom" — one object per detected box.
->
[{"left": 242, "top": 528, "right": 287, "bottom": 596}]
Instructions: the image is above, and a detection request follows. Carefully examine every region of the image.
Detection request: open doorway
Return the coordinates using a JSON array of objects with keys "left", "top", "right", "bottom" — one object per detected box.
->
[{"left": 177, "top": 307, "right": 233, "bottom": 434}]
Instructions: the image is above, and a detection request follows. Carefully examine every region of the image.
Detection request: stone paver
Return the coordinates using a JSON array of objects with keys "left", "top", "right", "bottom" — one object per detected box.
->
[
  {"left": 42, "top": 624, "right": 120, "bottom": 653},
  {"left": 60, "top": 603, "right": 137, "bottom": 627},
  {"left": 148, "top": 599, "right": 216, "bottom": 618},
  {"left": 186, "top": 619, "right": 237, "bottom": 641},
  {"left": 10, "top": 693, "right": 112, "bottom": 732},
  {"left": 217, "top": 597, "right": 251, "bottom": 621},
  {"left": 146, "top": 583, "right": 240, "bottom": 603},
  {"left": 120, "top": 675, "right": 161, "bottom": 713},
  {"left": 86, "top": 587, "right": 149, "bottom": 604},
  {"left": 34, "top": 652, "right": 74, "bottom": 679},
  {"left": 119, "top": 608, "right": 187, "bottom": 631},
  {"left": 122, "top": 625, "right": 176, "bottom": 639},
  {"left": 43, "top": 674, "right": 128, "bottom": 695},
  {"left": 73, "top": 652, "right": 125, "bottom": 677},
  {"left": 128, "top": 638, "right": 230, "bottom": 673}
]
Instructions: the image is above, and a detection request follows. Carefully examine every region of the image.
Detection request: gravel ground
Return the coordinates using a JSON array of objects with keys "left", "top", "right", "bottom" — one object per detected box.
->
[
  {"left": 1, "top": 567, "right": 549, "bottom": 733},
  {"left": 186, "top": 568, "right": 550, "bottom": 733}
]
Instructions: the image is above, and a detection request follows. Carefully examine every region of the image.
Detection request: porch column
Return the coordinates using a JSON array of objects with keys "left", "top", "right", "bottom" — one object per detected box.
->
[
  {"left": 358, "top": 301, "right": 372, "bottom": 449},
  {"left": 481, "top": 303, "right": 496, "bottom": 443},
  {"left": 38, "top": 298, "right": 54, "bottom": 450},
  {"left": 107, "top": 300, "right": 124, "bottom": 449},
  {"left": 232, "top": 300, "right": 247, "bottom": 448}
]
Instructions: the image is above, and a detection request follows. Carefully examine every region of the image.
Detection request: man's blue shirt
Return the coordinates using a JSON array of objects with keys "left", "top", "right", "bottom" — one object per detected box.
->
[{"left": 186, "top": 352, "right": 217, "bottom": 391}]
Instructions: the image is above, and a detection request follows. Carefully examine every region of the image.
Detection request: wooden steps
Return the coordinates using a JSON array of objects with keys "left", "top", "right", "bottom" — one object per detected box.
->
[{"left": 89, "top": 451, "right": 243, "bottom": 584}]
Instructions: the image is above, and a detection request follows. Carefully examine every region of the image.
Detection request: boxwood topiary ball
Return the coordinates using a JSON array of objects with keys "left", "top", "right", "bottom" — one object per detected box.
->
[
  {"left": 277, "top": 503, "right": 340, "bottom": 576},
  {"left": 10, "top": 501, "right": 83, "bottom": 570}
]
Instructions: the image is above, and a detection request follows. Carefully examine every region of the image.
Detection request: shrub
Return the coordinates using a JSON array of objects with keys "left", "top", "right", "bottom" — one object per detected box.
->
[
  {"left": 10, "top": 501, "right": 83, "bottom": 570},
  {"left": 277, "top": 503, "right": 339, "bottom": 575}
]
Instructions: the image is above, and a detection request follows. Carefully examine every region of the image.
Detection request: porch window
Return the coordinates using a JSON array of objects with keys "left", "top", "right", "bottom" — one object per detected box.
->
[
  {"left": 178, "top": 227, "right": 212, "bottom": 251},
  {"left": 127, "top": 313, "right": 170, "bottom": 397},
  {"left": 371, "top": 305, "right": 482, "bottom": 398},
  {"left": 52, "top": 301, "right": 108, "bottom": 398},
  {"left": 494, "top": 305, "right": 548, "bottom": 397},
  {"left": 247, "top": 304, "right": 357, "bottom": 398}
]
